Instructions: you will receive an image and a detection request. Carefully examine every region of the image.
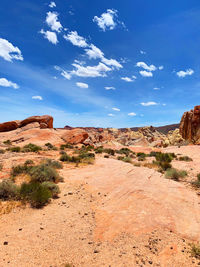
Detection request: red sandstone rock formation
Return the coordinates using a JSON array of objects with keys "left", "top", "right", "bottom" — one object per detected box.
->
[
  {"left": 61, "top": 128, "right": 89, "bottom": 144},
  {"left": 180, "top": 105, "right": 200, "bottom": 143},
  {"left": 0, "top": 115, "right": 53, "bottom": 132}
]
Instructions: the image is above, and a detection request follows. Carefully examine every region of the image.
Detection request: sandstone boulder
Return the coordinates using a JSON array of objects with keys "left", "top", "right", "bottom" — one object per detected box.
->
[
  {"left": 0, "top": 120, "right": 20, "bottom": 132},
  {"left": 180, "top": 105, "right": 200, "bottom": 144},
  {"left": 61, "top": 129, "right": 89, "bottom": 144}
]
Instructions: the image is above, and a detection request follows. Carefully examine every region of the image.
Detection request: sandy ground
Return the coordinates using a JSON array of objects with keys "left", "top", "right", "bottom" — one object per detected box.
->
[{"left": 0, "top": 146, "right": 200, "bottom": 266}]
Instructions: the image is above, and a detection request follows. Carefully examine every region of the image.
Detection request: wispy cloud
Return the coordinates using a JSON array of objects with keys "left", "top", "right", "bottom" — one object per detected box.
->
[
  {"left": 49, "top": 1, "right": 56, "bottom": 8},
  {"left": 128, "top": 112, "right": 136, "bottom": 116},
  {"left": 112, "top": 107, "right": 120, "bottom": 111},
  {"left": 108, "top": 113, "right": 115, "bottom": 117},
  {"left": 176, "top": 69, "right": 194, "bottom": 78},
  {"left": 121, "top": 76, "right": 136, "bottom": 82},
  {"left": 32, "top": 95, "right": 43, "bottom": 100},
  {"left": 64, "top": 31, "right": 88, "bottom": 47},
  {"left": 0, "top": 38, "right": 23, "bottom": 62},
  {"left": 140, "top": 101, "right": 158, "bottom": 106},
  {"left": 0, "top": 77, "right": 19, "bottom": 89},
  {"left": 105, "top": 86, "right": 115, "bottom": 90},
  {"left": 76, "top": 82, "right": 88, "bottom": 88}
]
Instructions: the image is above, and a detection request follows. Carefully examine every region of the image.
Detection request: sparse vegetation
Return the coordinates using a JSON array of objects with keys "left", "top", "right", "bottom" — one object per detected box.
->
[
  {"left": 0, "top": 179, "right": 19, "bottom": 200},
  {"left": 103, "top": 148, "right": 115, "bottom": 156},
  {"left": 42, "top": 182, "right": 60, "bottom": 198},
  {"left": 94, "top": 146, "right": 104, "bottom": 154},
  {"left": 21, "top": 143, "right": 42, "bottom": 153},
  {"left": 3, "top": 140, "right": 11, "bottom": 145},
  {"left": 190, "top": 243, "right": 200, "bottom": 259},
  {"left": 60, "top": 143, "right": 74, "bottom": 150},
  {"left": 7, "top": 146, "right": 21, "bottom": 153},
  {"left": 0, "top": 163, "right": 2, "bottom": 171},
  {"left": 60, "top": 151, "right": 95, "bottom": 165},
  {"left": 165, "top": 168, "right": 187, "bottom": 181},
  {"left": 191, "top": 173, "right": 200, "bottom": 188},
  {"left": 0, "top": 149, "right": 5, "bottom": 154},
  {"left": 45, "top": 143, "right": 57, "bottom": 151},
  {"left": 178, "top": 156, "right": 193, "bottom": 162}
]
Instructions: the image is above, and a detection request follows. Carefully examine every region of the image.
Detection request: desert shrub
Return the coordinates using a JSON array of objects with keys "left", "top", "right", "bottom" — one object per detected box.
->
[
  {"left": 80, "top": 145, "right": 94, "bottom": 152},
  {"left": 178, "top": 156, "right": 193, "bottom": 162},
  {"left": 59, "top": 150, "right": 66, "bottom": 155},
  {"left": 22, "top": 143, "right": 42, "bottom": 153},
  {"left": 3, "top": 140, "right": 11, "bottom": 145},
  {"left": 116, "top": 148, "right": 132, "bottom": 156},
  {"left": 137, "top": 152, "right": 147, "bottom": 157},
  {"left": 104, "top": 155, "right": 109, "bottom": 158},
  {"left": 60, "top": 143, "right": 74, "bottom": 150},
  {"left": 24, "top": 160, "right": 34, "bottom": 165},
  {"left": 0, "top": 149, "right": 5, "bottom": 154},
  {"left": 190, "top": 243, "right": 200, "bottom": 259},
  {"left": 117, "top": 156, "right": 124, "bottom": 161},
  {"left": 94, "top": 146, "right": 104, "bottom": 154},
  {"left": 60, "top": 153, "right": 72, "bottom": 162},
  {"left": 165, "top": 168, "right": 187, "bottom": 181},
  {"left": 42, "top": 182, "right": 60, "bottom": 198},
  {"left": 29, "top": 164, "right": 62, "bottom": 183},
  {"left": 138, "top": 155, "right": 146, "bottom": 161},
  {"left": 11, "top": 164, "right": 33, "bottom": 177},
  {"left": 103, "top": 148, "right": 115, "bottom": 156},
  {"left": 79, "top": 152, "right": 95, "bottom": 159},
  {"left": 155, "top": 152, "right": 175, "bottom": 162},
  {"left": 7, "top": 146, "right": 21, "bottom": 153},
  {"left": 0, "top": 163, "right": 2, "bottom": 171},
  {"left": 191, "top": 173, "right": 200, "bottom": 188},
  {"left": 20, "top": 182, "right": 51, "bottom": 208},
  {"left": 43, "top": 159, "right": 63, "bottom": 169},
  {"left": 0, "top": 179, "right": 19, "bottom": 200},
  {"left": 45, "top": 143, "right": 57, "bottom": 151},
  {"left": 122, "top": 157, "right": 132, "bottom": 163}
]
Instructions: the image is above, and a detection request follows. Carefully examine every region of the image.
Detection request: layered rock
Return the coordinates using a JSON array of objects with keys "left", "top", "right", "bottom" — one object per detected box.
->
[
  {"left": 180, "top": 105, "right": 200, "bottom": 144},
  {"left": 62, "top": 129, "right": 89, "bottom": 144},
  {"left": 0, "top": 115, "right": 53, "bottom": 132}
]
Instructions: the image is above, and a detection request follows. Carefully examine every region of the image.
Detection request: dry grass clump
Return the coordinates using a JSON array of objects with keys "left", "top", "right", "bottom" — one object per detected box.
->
[
  {"left": 190, "top": 243, "right": 200, "bottom": 259},
  {"left": 178, "top": 156, "right": 193, "bottom": 162},
  {"left": 165, "top": 168, "right": 187, "bottom": 181},
  {"left": 60, "top": 151, "right": 95, "bottom": 165}
]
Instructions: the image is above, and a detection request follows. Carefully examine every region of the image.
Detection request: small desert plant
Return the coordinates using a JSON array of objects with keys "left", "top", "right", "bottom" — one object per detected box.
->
[
  {"left": 0, "top": 179, "right": 19, "bottom": 200},
  {"left": 94, "top": 146, "right": 104, "bottom": 154},
  {"left": 43, "top": 159, "right": 63, "bottom": 169},
  {"left": 190, "top": 243, "right": 200, "bottom": 259},
  {"left": 165, "top": 168, "right": 187, "bottom": 181},
  {"left": 117, "top": 148, "right": 132, "bottom": 156},
  {"left": 60, "top": 143, "right": 74, "bottom": 150},
  {"left": 11, "top": 164, "right": 33, "bottom": 178},
  {"left": 0, "top": 149, "right": 5, "bottom": 154},
  {"left": 178, "top": 156, "right": 193, "bottom": 162},
  {"left": 22, "top": 143, "right": 42, "bottom": 153},
  {"left": 122, "top": 157, "right": 132, "bottom": 163},
  {"left": 42, "top": 182, "right": 60, "bottom": 198},
  {"left": 29, "top": 164, "right": 63, "bottom": 183},
  {"left": 103, "top": 148, "right": 115, "bottom": 156},
  {"left": 60, "top": 153, "right": 72, "bottom": 162},
  {"left": 3, "top": 140, "right": 11, "bottom": 145},
  {"left": 24, "top": 159, "right": 34, "bottom": 165},
  {"left": 0, "top": 163, "right": 2, "bottom": 171},
  {"left": 8, "top": 146, "right": 21, "bottom": 153}
]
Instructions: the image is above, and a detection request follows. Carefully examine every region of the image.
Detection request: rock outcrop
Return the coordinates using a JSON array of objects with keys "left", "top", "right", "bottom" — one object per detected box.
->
[
  {"left": 0, "top": 115, "right": 53, "bottom": 132},
  {"left": 180, "top": 105, "right": 200, "bottom": 144},
  {"left": 61, "top": 129, "right": 89, "bottom": 144}
]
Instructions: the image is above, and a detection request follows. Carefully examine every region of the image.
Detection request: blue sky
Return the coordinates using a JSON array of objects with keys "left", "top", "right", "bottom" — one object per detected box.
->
[{"left": 0, "top": 0, "right": 200, "bottom": 128}]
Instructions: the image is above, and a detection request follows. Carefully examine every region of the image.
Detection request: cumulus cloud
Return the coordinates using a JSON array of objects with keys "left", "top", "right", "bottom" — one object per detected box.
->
[
  {"left": 0, "top": 38, "right": 23, "bottom": 62},
  {"left": 93, "top": 9, "right": 118, "bottom": 31},
  {"left": 101, "top": 57, "right": 122, "bottom": 69},
  {"left": 139, "top": 70, "right": 153, "bottom": 77},
  {"left": 112, "top": 107, "right": 120, "bottom": 111},
  {"left": 176, "top": 69, "right": 194, "bottom": 78},
  {"left": 76, "top": 82, "right": 88, "bottom": 88},
  {"left": 64, "top": 31, "right": 88, "bottom": 47},
  {"left": 136, "top": 62, "right": 156, "bottom": 71},
  {"left": 105, "top": 86, "right": 115, "bottom": 90},
  {"left": 71, "top": 62, "right": 112, "bottom": 78},
  {"left": 32, "top": 96, "right": 43, "bottom": 100},
  {"left": 128, "top": 112, "right": 136, "bottom": 116},
  {"left": 140, "top": 102, "right": 157, "bottom": 106},
  {"left": 0, "top": 78, "right": 19, "bottom": 89},
  {"left": 49, "top": 1, "right": 56, "bottom": 8},
  {"left": 46, "top": 11, "right": 62, "bottom": 32},
  {"left": 121, "top": 76, "right": 136, "bottom": 82},
  {"left": 40, "top": 29, "right": 58, "bottom": 44},
  {"left": 108, "top": 113, "right": 114, "bottom": 117}
]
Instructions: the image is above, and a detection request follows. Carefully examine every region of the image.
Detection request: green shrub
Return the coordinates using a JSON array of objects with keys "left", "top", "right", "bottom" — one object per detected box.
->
[
  {"left": 79, "top": 152, "right": 95, "bottom": 159},
  {"left": 94, "top": 146, "right": 104, "bottom": 154},
  {"left": 117, "top": 156, "right": 124, "bottom": 161},
  {"left": 0, "top": 179, "right": 19, "bottom": 200},
  {"left": 0, "top": 149, "right": 5, "bottom": 154},
  {"left": 138, "top": 155, "right": 146, "bottom": 161},
  {"left": 122, "top": 157, "right": 132, "bottom": 163},
  {"left": 43, "top": 159, "right": 63, "bottom": 169},
  {"left": 155, "top": 152, "right": 176, "bottom": 163},
  {"left": 22, "top": 143, "right": 42, "bottom": 153},
  {"left": 191, "top": 243, "right": 200, "bottom": 259},
  {"left": 165, "top": 168, "right": 187, "bottom": 181},
  {"left": 178, "top": 156, "right": 193, "bottom": 162},
  {"left": 148, "top": 151, "right": 158, "bottom": 157},
  {"left": 103, "top": 148, "right": 115, "bottom": 156},
  {"left": 60, "top": 153, "right": 72, "bottom": 162},
  {"left": 45, "top": 143, "right": 57, "bottom": 151},
  {"left": 60, "top": 143, "right": 74, "bottom": 150},
  {"left": 29, "top": 164, "right": 62, "bottom": 183},
  {"left": 117, "top": 148, "right": 132, "bottom": 156},
  {"left": 24, "top": 160, "right": 34, "bottom": 165},
  {"left": 42, "top": 182, "right": 60, "bottom": 198},
  {"left": 11, "top": 164, "right": 32, "bottom": 177},
  {"left": 8, "top": 146, "right": 21, "bottom": 153},
  {"left": 3, "top": 140, "right": 11, "bottom": 145}
]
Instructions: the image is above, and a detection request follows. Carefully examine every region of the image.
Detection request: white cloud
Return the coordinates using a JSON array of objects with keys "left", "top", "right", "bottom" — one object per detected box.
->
[
  {"left": 176, "top": 69, "right": 194, "bottom": 78},
  {"left": 85, "top": 44, "right": 104, "bottom": 59},
  {"left": 159, "top": 66, "right": 164, "bottom": 70},
  {"left": 40, "top": 29, "right": 58, "bottom": 44},
  {"left": 140, "top": 102, "right": 157, "bottom": 106},
  {"left": 112, "top": 107, "right": 120, "bottom": 111},
  {"left": 101, "top": 57, "right": 122, "bottom": 69},
  {"left": 54, "top": 65, "right": 71, "bottom": 80},
  {"left": 32, "top": 96, "right": 43, "bottom": 100},
  {"left": 139, "top": 70, "right": 153, "bottom": 77},
  {"left": 105, "top": 86, "right": 115, "bottom": 90},
  {"left": 93, "top": 9, "right": 117, "bottom": 31},
  {"left": 121, "top": 76, "right": 136, "bottom": 82},
  {"left": 0, "top": 38, "right": 23, "bottom": 62},
  {"left": 46, "top": 11, "right": 62, "bottom": 32},
  {"left": 64, "top": 31, "right": 88, "bottom": 47},
  {"left": 76, "top": 82, "right": 88, "bottom": 88},
  {"left": 49, "top": 1, "right": 56, "bottom": 8},
  {"left": 136, "top": 62, "right": 156, "bottom": 71},
  {"left": 140, "top": 50, "right": 146, "bottom": 55},
  {"left": 153, "top": 87, "right": 160, "bottom": 90},
  {"left": 162, "top": 103, "right": 166, "bottom": 106},
  {"left": 128, "top": 112, "right": 136, "bottom": 116},
  {"left": 0, "top": 78, "right": 19, "bottom": 89},
  {"left": 108, "top": 113, "right": 115, "bottom": 117},
  {"left": 71, "top": 62, "right": 112, "bottom": 78}
]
